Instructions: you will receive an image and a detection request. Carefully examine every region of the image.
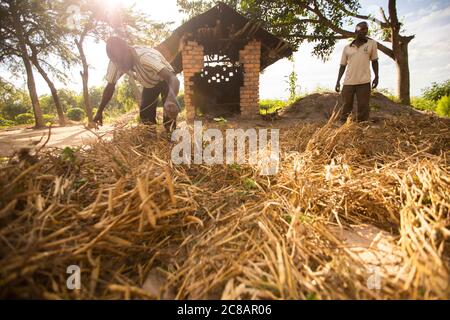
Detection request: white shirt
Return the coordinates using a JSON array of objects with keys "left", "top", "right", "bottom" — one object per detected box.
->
[
  {"left": 340, "top": 39, "right": 378, "bottom": 85},
  {"left": 106, "top": 46, "right": 175, "bottom": 89}
]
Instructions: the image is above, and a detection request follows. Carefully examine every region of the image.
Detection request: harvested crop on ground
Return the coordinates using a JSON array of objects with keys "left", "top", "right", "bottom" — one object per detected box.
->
[{"left": 0, "top": 112, "right": 449, "bottom": 299}]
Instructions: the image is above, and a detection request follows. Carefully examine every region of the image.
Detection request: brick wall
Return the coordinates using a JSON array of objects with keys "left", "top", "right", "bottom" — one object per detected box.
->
[
  {"left": 181, "top": 40, "right": 261, "bottom": 122},
  {"left": 239, "top": 40, "right": 261, "bottom": 119},
  {"left": 181, "top": 41, "right": 204, "bottom": 122}
]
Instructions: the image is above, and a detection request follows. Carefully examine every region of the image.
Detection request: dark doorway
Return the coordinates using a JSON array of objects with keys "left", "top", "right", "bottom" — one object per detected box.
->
[{"left": 192, "top": 59, "right": 243, "bottom": 118}]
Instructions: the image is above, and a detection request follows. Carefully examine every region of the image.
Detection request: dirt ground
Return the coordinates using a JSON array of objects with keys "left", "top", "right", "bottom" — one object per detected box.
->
[{"left": 0, "top": 124, "right": 115, "bottom": 157}]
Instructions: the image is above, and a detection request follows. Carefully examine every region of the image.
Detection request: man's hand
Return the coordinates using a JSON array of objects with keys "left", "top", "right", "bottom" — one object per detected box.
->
[
  {"left": 335, "top": 82, "right": 341, "bottom": 93},
  {"left": 93, "top": 110, "right": 103, "bottom": 126},
  {"left": 372, "top": 76, "right": 379, "bottom": 89},
  {"left": 164, "top": 99, "right": 179, "bottom": 121}
]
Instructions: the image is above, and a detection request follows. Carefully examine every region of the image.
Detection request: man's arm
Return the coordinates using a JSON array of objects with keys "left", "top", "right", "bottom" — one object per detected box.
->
[
  {"left": 159, "top": 68, "right": 180, "bottom": 102},
  {"left": 158, "top": 68, "right": 181, "bottom": 119},
  {"left": 371, "top": 59, "right": 379, "bottom": 89},
  {"left": 336, "top": 65, "right": 346, "bottom": 92},
  {"left": 93, "top": 82, "right": 116, "bottom": 125}
]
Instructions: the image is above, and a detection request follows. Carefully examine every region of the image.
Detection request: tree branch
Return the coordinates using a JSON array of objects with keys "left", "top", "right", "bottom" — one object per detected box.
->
[{"left": 326, "top": 0, "right": 390, "bottom": 28}]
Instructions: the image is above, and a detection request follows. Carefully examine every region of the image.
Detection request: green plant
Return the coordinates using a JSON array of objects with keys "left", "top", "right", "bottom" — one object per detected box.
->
[
  {"left": 410, "top": 97, "right": 436, "bottom": 112},
  {"left": 43, "top": 114, "right": 56, "bottom": 125},
  {"left": 422, "top": 80, "right": 450, "bottom": 102},
  {"left": 260, "top": 99, "right": 286, "bottom": 115},
  {"left": 436, "top": 95, "right": 450, "bottom": 117},
  {"left": 66, "top": 108, "right": 86, "bottom": 121},
  {"left": 14, "top": 113, "right": 34, "bottom": 124},
  {"left": 60, "top": 147, "right": 77, "bottom": 163},
  {"left": 243, "top": 177, "right": 258, "bottom": 190},
  {"left": 0, "top": 116, "right": 14, "bottom": 127},
  {"left": 312, "top": 86, "right": 333, "bottom": 94},
  {"left": 285, "top": 56, "right": 300, "bottom": 102},
  {"left": 376, "top": 88, "right": 399, "bottom": 103}
]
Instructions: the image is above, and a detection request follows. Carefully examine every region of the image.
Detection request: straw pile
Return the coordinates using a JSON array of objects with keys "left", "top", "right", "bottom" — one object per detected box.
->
[{"left": 0, "top": 112, "right": 449, "bottom": 299}]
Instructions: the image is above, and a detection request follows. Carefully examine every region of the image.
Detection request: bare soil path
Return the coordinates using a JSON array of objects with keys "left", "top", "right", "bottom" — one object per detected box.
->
[{"left": 0, "top": 124, "right": 114, "bottom": 157}]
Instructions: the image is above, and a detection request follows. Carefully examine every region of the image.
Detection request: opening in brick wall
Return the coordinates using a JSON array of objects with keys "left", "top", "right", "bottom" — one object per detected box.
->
[{"left": 191, "top": 54, "right": 243, "bottom": 118}]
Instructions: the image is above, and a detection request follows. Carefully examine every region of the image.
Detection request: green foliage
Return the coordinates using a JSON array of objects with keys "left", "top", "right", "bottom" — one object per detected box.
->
[
  {"left": 66, "top": 108, "right": 86, "bottom": 121},
  {"left": 436, "top": 95, "right": 450, "bottom": 117},
  {"left": 313, "top": 86, "right": 333, "bottom": 94},
  {"left": 242, "top": 177, "right": 258, "bottom": 190},
  {"left": 410, "top": 97, "right": 436, "bottom": 112},
  {"left": 177, "top": 0, "right": 240, "bottom": 19},
  {"left": 260, "top": 99, "right": 287, "bottom": 115},
  {"left": 0, "top": 116, "right": 14, "bottom": 127},
  {"left": 116, "top": 78, "right": 137, "bottom": 113},
  {"left": 241, "top": 0, "right": 361, "bottom": 60},
  {"left": 60, "top": 147, "right": 77, "bottom": 163},
  {"left": 285, "top": 56, "right": 300, "bottom": 102},
  {"left": 375, "top": 88, "right": 399, "bottom": 103},
  {"left": 0, "top": 79, "right": 32, "bottom": 120},
  {"left": 422, "top": 80, "right": 450, "bottom": 102},
  {"left": 15, "top": 113, "right": 35, "bottom": 125},
  {"left": 43, "top": 114, "right": 57, "bottom": 125}
]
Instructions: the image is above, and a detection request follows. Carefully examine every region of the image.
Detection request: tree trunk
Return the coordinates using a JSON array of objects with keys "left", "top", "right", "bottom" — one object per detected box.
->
[
  {"left": 31, "top": 57, "right": 66, "bottom": 126},
  {"left": 388, "top": 0, "right": 412, "bottom": 105},
  {"left": 11, "top": 12, "right": 44, "bottom": 128},
  {"left": 395, "top": 42, "right": 411, "bottom": 105},
  {"left": 75, "top": 37, "right": 94, "bottom": 127}
]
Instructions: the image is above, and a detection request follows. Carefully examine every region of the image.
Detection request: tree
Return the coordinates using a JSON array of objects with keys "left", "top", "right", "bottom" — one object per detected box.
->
[
  {"left": 1, "top": 0, "right": 45, "bottom": 127},
  {"left": 0, "top": 78, "right": 31, "bottom": 120},
  {"left": 1, "top": 0, "right": 77, "bottom": 127},
  {"left": 177, "top": 0, "right": 414, "bottom": 104},
  {"left": 177, "top": 0, "right": 240, "bottom": 19},
  {"left": 24, "top": 1, "right": 78, "bottom": 127},
  {"left": 242, "top": 0, "right": 414, "bottom": 104}
]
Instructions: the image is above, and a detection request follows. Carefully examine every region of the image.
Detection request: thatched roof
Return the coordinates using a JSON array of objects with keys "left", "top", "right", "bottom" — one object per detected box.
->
[{"left": 156, "top": 2, "right": 293, "bottom": 73}]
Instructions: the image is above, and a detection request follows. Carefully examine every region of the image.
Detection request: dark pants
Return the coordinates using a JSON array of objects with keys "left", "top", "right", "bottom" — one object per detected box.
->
[
  {"left": 340, "top": 83, "right": 371, "bottom": 122},
  {"left": 140, "top": 81, "right": 176, "bottom": 131}
]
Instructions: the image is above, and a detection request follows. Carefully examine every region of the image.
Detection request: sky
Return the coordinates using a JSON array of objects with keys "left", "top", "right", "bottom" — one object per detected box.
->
[{"left": 4, "top": 0, "right": 450, "bottom": 100}]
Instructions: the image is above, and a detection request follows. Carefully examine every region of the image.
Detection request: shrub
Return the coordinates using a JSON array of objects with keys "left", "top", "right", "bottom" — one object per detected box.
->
[
  {"left": 0, "top": 116, "right": 14, "bottom": 127},
  {"left": 436, "top": 95, "right": 450, "bottom": 117},
  {"left": 422, "top": 79, "right": 450, "bottom": 102},
  {"left": 43, "top": 114, "right": 57, "bottom": 125},
  {"left": 15, "top": 113, "right": 34, "bottom": 124},
  {"left": 260, "top": 99, "right": 287, "bottom": 115},
  {"left": 376, "top": 88, "right": 399, "bottom": 103},
  {"left": 66, "top": 108, "right": 86, "bottom": 121},
  {"left": 410, "top": 97, "right": 436, "bottom": 112}
]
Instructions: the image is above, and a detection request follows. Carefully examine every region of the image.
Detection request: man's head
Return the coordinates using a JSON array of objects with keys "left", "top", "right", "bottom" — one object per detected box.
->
[
  {"left": 106, "top": 37, "right": 135, "bottom": 72},
  {"left": 355, "top": 22, "right": 369, "bottom": 39}
]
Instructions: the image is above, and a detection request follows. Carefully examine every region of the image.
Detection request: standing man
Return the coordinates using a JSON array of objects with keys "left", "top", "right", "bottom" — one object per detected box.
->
[
  {"left": 94, "top": 37, "right": 181, "bottom": 132},
  {"left": 335, "top": 21, "right": 379, "bottom": 122}
]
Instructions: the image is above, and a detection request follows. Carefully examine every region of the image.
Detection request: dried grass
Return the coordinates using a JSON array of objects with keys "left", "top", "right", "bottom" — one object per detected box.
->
[{"left": 0, "top": 113, "right": 449, "bottom": 299}]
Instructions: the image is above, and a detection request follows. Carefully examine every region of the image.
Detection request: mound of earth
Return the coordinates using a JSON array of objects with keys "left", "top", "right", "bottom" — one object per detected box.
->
[{"left": 282, "top": 91, "right": 423, "bottom": 122}]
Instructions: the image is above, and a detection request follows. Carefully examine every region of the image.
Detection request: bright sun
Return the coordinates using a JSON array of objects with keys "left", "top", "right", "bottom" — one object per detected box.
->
[{"left": 100, "top": 0, "right": 133, "bottom": 12}]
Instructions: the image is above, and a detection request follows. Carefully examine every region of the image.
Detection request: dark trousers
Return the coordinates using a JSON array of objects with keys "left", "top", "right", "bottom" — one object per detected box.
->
[
  {"left": 140, "top": 81, "right": 176, "bottom": 131},
  {"left": 340, "top": 83, "right": 371, "bottom": 122}
]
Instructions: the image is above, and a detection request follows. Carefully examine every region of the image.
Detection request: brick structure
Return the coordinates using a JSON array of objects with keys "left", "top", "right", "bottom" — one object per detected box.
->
[
  {"left": 158, "top": 2, "right": 292, "bottom": 123},
  {"left": 181, "top": 41, "right": 204, "bottom": 122},
  {"left": 239, "top": 40, "right": 261, "bottom": 119}
]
